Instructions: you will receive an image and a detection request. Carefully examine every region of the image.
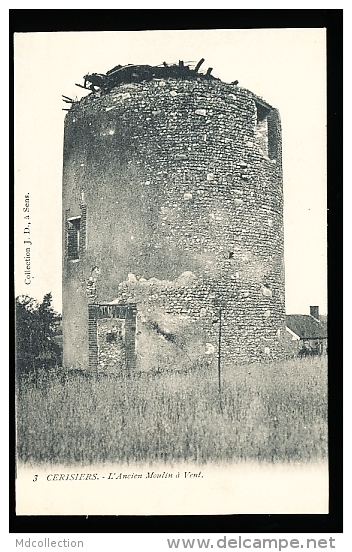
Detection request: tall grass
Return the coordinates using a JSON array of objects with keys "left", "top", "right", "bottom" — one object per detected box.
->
[{"left": 16, "top": 357, "right": 327, "bottom": 465}]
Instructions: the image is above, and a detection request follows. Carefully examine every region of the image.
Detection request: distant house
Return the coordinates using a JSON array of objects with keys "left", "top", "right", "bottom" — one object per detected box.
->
[{"left": 285, "top": 306, "right": 327, "bottom": 356}]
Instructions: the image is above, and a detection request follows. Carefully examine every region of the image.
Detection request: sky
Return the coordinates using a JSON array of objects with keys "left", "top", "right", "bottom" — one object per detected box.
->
[{"left": 14, "top": 29, "right": 327, "bottom": 315}]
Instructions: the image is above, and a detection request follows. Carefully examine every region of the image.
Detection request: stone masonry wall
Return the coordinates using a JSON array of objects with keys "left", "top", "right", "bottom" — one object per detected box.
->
[
  {"left": 97, "top": 318, "right": 125, "bottom": 372},
  {"left": 62, "top": 73, "right": 285, "bottom": 368}
]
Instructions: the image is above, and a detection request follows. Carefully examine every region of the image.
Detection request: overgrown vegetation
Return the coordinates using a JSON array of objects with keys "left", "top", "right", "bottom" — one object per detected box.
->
[
  {"left": 15, "top": 293, "right": 62, "bottom": 375},
  {"left": 16, "top": 356, "right": 327, "bottom": 466}
]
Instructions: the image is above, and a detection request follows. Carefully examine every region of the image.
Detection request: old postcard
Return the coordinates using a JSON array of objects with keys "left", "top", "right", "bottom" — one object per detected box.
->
[{"left": 14, "top": 29, "right": 328, "bottom": 515}]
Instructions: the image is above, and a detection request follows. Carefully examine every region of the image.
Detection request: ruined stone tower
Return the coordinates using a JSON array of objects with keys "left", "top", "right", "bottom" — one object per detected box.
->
[{"left": 62, "top": 61, "right": 285, "bottom": 371}]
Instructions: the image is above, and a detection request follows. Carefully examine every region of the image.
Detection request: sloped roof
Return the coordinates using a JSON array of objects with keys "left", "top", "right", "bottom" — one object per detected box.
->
[{"left": 286, "top": 315, "right": 328, "bottom": 339}]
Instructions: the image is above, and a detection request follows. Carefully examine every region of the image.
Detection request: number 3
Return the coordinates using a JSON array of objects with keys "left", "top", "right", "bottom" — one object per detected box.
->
[{"left": 33, "top": 475, "right": 38, "bottom": 482}]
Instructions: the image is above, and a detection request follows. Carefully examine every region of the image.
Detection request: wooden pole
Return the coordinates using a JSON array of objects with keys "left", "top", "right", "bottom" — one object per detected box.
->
[
  {"left": 218, "top": 307, "right": 222, "bottom": 395},
  {"left": 194, "top": 58, "right": 205, "bottom": 73}
]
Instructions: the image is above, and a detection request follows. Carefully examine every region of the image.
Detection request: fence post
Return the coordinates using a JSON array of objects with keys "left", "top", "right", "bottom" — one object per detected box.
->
[{"left": 218, "top": 307, "right": 222, "bottom": 395}]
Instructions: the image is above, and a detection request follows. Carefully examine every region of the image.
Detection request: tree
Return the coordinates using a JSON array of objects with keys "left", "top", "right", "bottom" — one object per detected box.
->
[{"left": 15, "top": 293, "right": 62, "bottom": 374}]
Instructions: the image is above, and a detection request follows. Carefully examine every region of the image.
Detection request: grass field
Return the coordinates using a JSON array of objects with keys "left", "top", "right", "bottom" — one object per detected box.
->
[{"left": 16, "top": 357, "right": 327, "bottom": 466}]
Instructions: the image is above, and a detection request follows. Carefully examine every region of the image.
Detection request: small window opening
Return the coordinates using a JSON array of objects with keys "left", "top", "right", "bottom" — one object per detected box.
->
[
  {"left": 256, "top": 103, "right": 270, "bottom": 124},
  {"left": 67, "top": 217, "right": 81, "bottom": 260},
  {"left": 254, "top": 103, "right": 270, "bottom": 158},
  {"left": 254, "top": 101, "right": 277, "bottom": 160}
]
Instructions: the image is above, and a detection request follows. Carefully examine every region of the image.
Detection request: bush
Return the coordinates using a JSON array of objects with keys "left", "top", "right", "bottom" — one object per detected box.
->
[{"left": 15, "top": 293, "right": 62, "bottom": 375}]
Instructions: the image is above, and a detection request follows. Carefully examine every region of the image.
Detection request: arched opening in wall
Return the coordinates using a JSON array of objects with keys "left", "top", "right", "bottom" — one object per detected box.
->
[{"left": 254, "top": 101, "right": 277, "bottom": 160}]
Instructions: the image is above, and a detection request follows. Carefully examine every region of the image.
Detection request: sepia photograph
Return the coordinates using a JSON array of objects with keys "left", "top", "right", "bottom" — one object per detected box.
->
[{"left": 14, "top": 28, "right": 328, "bottom": 516}]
